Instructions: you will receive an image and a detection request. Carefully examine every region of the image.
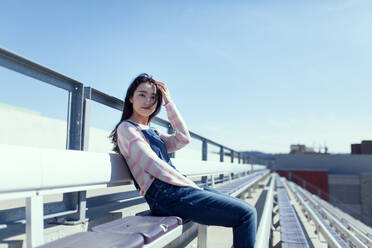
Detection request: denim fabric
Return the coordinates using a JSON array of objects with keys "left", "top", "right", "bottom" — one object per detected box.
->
[{"left": 145, "top": 179, "right": 257, "bottom": 248}]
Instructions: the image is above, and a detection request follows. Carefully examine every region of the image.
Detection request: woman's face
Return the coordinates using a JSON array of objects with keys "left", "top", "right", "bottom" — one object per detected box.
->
[{"left": 130, "top": 82, "right": 158, "bottom": 119}]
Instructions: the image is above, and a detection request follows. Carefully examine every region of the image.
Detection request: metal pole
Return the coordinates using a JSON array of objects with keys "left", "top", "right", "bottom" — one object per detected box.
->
[
  {"left": 81, "top": 87, "right": 92, "bottom": 151},
  {"left": 26, "top": 195, "right": 44, "bottom": 248},
  {"left": 219, "top": 146, "right": 224, "bottom": 182},
  {"left": 65, "top": 87, "right": 92, "bottom": 224},
  {"left": 66, "top": 85, "right": 84, "bottom": 150},
  {"left": 220, "top": 146, "right": 224, "bottom": 162},
  {"left": 230, "top": 150, "right": 235, "bottom": 179},
  {"left": 62, "top": 85, "right": 86, "bottom": 224},
  {"left": 202, "top": 140, "right": 208, "bottom": 184},
  {"left": 168, "top": 124, "right": 175, "bottom": 158},
  {"left": 202, "top": 140, "right": 207, "bottom": 161}
]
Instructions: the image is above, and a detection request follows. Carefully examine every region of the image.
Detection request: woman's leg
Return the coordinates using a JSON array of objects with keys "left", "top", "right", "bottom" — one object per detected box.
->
[{"left": 147, "top": 181, "right": 257, "bottom": 248}]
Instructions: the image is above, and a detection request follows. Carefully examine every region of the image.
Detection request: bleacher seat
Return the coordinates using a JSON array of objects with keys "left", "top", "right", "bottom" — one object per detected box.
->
[
  {"left": 276, "top": 177, "right": 309, "bottom": 248},
  {"left": 38, "top": 232, "right": 144, "bottom": 248},
  {"left": 92, "top": 216, "right": 182, "bottom": 244}
]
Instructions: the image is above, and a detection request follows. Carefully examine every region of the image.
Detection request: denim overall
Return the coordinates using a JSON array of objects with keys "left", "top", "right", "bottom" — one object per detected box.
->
[
  {"left": 126, "top": 120, "right": 176, "bottom": 169},
  {"left": 125, "top": 120, "right": 257, "bottom": 248}
]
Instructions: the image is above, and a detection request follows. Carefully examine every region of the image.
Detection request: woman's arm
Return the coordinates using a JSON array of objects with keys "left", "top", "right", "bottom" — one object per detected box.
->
[
  {"left": 155, "top": 81, "right": 191, "bottom": 153},
  {"left": 117, "top": 122, "right": 199, "bottom": 189},
  {"left": 158, "top": 101, "right": 191, "bottom": 153}
]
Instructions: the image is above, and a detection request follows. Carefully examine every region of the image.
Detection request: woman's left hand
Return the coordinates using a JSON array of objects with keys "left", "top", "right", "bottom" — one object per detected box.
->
[{"left": 155, "top": 81, "right": 172, "bottom": 105}]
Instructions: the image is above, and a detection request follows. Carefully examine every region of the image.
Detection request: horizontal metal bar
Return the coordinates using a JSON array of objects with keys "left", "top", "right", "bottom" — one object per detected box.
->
[
  {"left": 0, "top": 47, "right": 82, "bottom": 92},
  {"left": 0, "top": 201, "right": 77, "bottom": 225},
  {"left": 14, "top": 209, "right": 78, "bottom": 225},
  {"left": 89, "top": 87, "right": 123, "bottom": 111},
  {"left": 189, "top": 131, "right": 223, "bottom": 148},
  {"left": 152, "top": 116, "right": 170, "bottom": 128},
  {"left": 231, "top": 171, "right": 269, "bottom": 198},
  {"left": 86, "top": 190, "right": 140, "bottom": 208}
]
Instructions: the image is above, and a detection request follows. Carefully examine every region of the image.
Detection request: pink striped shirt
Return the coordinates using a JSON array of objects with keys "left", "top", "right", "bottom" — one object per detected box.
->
[{"left": 117, "top": 101, "right": 202, "bottom": 196}]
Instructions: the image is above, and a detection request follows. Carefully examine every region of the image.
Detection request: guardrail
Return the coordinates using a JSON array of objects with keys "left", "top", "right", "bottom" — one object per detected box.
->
[
  {"left": 316, "top": 195, "right": 372, "bottom": 247},
  {"left": 287, "top": 181, "right": 347, "bottom": 248},
  {"left": 285, "top": 171, "right": 372, "bottom": 224},
  {"left": 287, "top": 179, "right": 370, "bottom": 248},
  {"left": 296, "top": 184, "right": 370, "bottom": 248}
]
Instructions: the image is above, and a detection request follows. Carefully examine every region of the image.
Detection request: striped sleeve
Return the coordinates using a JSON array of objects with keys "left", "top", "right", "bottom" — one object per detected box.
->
[
  {"left": 158, "top": 101, "right": 191, "bottom": 153},
  {"left": 117, "top": 122, "right": 200, "bottom": 189}
]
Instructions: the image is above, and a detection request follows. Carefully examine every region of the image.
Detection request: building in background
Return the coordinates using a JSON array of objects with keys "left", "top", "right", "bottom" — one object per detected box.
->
[
  {"left": 352, "top": 140, "right": 372, "bottom": 154},
  {"left": 290, "top": 144, "right": 328, "bottom": 154}
]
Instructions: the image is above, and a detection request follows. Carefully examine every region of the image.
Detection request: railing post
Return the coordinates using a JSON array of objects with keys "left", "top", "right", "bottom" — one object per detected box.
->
[
  {"left": 230, "top": 150, "right": 235, "bottom": 179},
  {"left": 219, "top": 146, "right": 224, "bottom": 182},
  {"left": 26, "top": 195, "right": 44, "bottom": 248},
  {"left": 81, "top": 86, "right": 92, "bottom": 151},
  {"left": 197, "top": 224, "right": 208, "bottom": 248},
  {"left": 62, "top": 84, "right": 87, "bottom": 224},
  {"left": 219, "top": 146, "right": 224, "bottom": 162},
  {"left": 168, "top": 124, "right": 175, "bottom": 158},
  {"left": 202, "top": 139, "right": 208, "bottom": 184},
  {"left": 66, "top": 85, "right": 84, "bottom": 151},
  {"left": 202, "top": 139, "right": 207, "bottom": 161}
]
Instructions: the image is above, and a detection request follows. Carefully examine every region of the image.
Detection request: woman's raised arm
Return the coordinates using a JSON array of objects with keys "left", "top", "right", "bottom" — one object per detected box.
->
[
  {"left": 154, "top": 81, "right": 191, "bottom": 153},
  {"left": 158, "top": 101, "right": 191, "bottom": 153}
]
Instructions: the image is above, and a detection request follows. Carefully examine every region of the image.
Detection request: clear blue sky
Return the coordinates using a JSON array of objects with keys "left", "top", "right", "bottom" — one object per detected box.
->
[{"left": 1, "top": 0, "right": 371, "bottom": 154}]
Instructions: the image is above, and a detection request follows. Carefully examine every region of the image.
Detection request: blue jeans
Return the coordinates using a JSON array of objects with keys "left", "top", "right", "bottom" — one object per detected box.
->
[{"left": 144, "top": 179, "right": 257, "bottom": 248}]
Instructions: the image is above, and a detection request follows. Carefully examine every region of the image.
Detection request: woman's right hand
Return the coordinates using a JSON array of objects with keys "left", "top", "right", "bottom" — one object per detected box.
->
[{"left": 155, "top": 81, "right": 172, "bottom": 105}]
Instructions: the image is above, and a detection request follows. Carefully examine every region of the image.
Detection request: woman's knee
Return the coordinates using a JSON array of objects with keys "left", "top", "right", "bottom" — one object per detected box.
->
[{"left": 241, "top": 205, "right": 257, "bottom": 224}]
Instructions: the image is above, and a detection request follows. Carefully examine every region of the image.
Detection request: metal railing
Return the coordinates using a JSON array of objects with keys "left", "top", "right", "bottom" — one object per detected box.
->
[
  {"left": 288, "top": 181, "right": 347, "bottom": 248},
  {"left": 284, "top": 171, "right": 372, "bottom": 225},
  {"left": 288, "top": 180, "right": 370, "bottom": 248}
]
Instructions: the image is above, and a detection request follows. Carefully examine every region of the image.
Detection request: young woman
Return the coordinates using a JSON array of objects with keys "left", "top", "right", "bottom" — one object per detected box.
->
[{"left": 110, "top": 73, "right": 257, "bottom": 248}]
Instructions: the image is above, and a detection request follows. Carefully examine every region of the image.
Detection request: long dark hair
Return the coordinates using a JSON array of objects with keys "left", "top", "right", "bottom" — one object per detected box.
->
[{"left": 109, "top": 73, "right": 163, "bottom": 153}]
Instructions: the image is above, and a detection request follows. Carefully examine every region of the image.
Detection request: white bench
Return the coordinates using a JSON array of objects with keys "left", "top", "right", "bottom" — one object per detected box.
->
[{"left": 0, "top": 144, "right": 267, "bottom": 247}]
